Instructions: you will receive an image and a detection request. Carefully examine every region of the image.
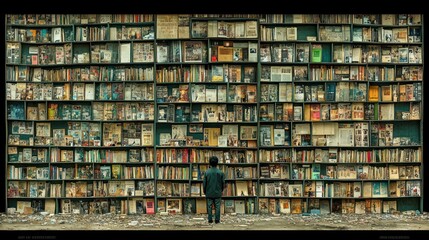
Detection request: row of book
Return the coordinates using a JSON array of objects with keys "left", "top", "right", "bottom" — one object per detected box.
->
[
  {"left": 6, "top": 82, "right": 155, "bottom": 101},
  {"left": 302, "top": 65, "right": 423, "bottom": 82},
  {"left": 7, "top": 178, "right": 421, "bottom": 200},
  {"left": 6, "top": 42, "right": 423, "bottom": 66},
  {"left": 7, "top": 14, "right": 154, "bottom": 25},
  {"left": 7, "top": 102, "right": 155, "bottom": 122},
  {"left": 259, "top": 198, "right": 400, "bottom": 215},
  {"left": 259, "top": 164, "right": 421, "bottom": 181},
  {"left": 156, "top": 84, "right": 257, "bottom": 103},
  {"left": 188, "top": 149, "right": 257, "bottom": 164},
  {"left": 156, "top": 41, "right": 206, "bottom": 62},
  {"left": 23, "top": 99, "right": 409, "bottom": 123},
  {"left": 258, "top": 122, "right": 418, "bottom": 147},
  {"left": 6, "top": 65, "right": 423, "bottom": 84},
  {"left": 260, "top": 147, "right": 421, "bottom": 163},
  {"left": 7, "top": 64, "right": 423, "bottom": 84},
  {"left": 6, "top": 121, "right": 419, "bottom": 149},
  {"left": 259, "top": 82, "right": 422, "bottom": 103},
  {"left": 6, "top": 27, "right": 71, "bottom": 43},
  {"left": 158, "top": 125, "right": 257, "bottom": 148},
  {"left": 8, "top": 146, "right": 155, "bottom": 163},
  {"left": 260, "top": 25, "right": 421, "bottom": 43},
  {"left": 8, "top": 123, "right": 419, "bottom": 149},
  {"left": 259, "top": 164, "right": 421, "bottom": 180},
  {"left": 260, "top": 102, "right": 421, "bottom": 122},
  {"left": 7, "top": 121, "right": 153, "bottom": 147},
  {"left": 14, "top": 197, "right": 255, "bottom": 215},
  {"left": 260, "top": 43, "right": 422, "bottom": 64},
  {"left": 14, "top": 198, "right": 155, "bottom": 215},
  {"left": 11, "top": 163, "right": 410, "bottom": 182},
  {"left": 6, "top": 121, "right": 419, "bottom": 148},
  {"left": 156, "top": 64, "right": 256, "bottom": 83},
  {"left": 11, "top": 197, "right": 403, "bottom": 215},
  {"left": 11, "top": 163, "right": 419, "bottom": 182},
  {"left": 75, "top": 25, "right": 154, "bottom": 41},
  {"left": 7, "top": 14, "right": 422, "bottom": 26},
  {"left": 190, "top": 20, "right": 258, "bottom": 39},
  {"left": 259, "top": 180, "right": 421, "bottom": 199},
  {"left": 260, "top": 14, "right": 421, "bottom": 25},
  {"left": 6, "top": 91, "right": 421, "bottom": 122},
  {"left": 210, "top": 41, "right": 258, "bottom": 62},
  {"left": 7, "top": 144, "right": 421, "bottom": 165},
  {"left": 6, "top": 42, "right": 156, "bottom": 65},
  {"left": 7, "top": 164, "right": 155, "bottom": 180},
  {"left": 6, "top": 66, "right": 154, "bottom": 82},
  {"left": 353, "top": 26, "right": 421, "bottom": 43},
  {"left": 7, "top": 180, "right": 154, "bottom": 199}
]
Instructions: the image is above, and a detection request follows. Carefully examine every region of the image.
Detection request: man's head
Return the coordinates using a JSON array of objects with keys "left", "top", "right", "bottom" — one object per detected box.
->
[{"left": 209, "top": 156, "right": 219, "bottom": 167}]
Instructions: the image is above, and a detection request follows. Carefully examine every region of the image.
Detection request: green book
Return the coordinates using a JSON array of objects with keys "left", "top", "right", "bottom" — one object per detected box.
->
[{"left": 311, "top": 44, "right": 322, "bottom": 62}]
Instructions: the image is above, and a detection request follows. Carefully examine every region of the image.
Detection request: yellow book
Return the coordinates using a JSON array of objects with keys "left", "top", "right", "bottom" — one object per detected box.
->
[
  {"left": 217, "top": 46, "right": 233, "bottom": 62},
  {"left": 368, "top": 85, "right": 379, "bottom": 102},
  {"left": 304, "top": 104, "right": 311, "bottom": 121}
]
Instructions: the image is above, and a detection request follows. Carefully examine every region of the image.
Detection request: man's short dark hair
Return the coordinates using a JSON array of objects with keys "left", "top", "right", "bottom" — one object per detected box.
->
[{"left": 209, "top": 156, "right": 218, "bottom": 167}]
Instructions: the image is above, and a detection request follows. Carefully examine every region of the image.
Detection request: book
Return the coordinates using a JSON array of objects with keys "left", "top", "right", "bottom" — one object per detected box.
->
[
  {"left": 183, "top": 41, "right": 204, "bottom": 62},
  {"left": 166, "top": 198, "right": 182, "bottom": 214},
  {"left": 311, "top": 44, "right": 322, "bottom": 62}
]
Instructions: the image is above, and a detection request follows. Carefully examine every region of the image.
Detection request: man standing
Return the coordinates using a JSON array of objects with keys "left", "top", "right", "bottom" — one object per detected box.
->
[{"left": 203, "top": 156, "right": 225, "bottom": 224}]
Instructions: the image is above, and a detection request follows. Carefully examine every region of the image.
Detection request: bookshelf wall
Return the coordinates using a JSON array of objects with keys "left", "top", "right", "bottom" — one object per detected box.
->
[{"left": 5, "top": 13, "right": 423, "bottom": 215}]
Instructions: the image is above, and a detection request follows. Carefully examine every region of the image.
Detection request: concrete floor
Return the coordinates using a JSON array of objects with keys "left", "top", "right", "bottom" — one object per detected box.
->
[{"left": 0, "top": 212, "right": 429, "bottom": 234}]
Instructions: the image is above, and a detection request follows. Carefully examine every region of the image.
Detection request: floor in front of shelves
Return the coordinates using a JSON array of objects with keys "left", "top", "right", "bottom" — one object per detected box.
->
[{"left": 1, "top": 211, "right": 428, "bottom": 231}]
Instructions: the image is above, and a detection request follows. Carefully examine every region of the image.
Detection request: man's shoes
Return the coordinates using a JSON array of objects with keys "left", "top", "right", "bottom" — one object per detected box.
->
[
  {"left": 215, "top": 220, "right": 220, "bottom": 224},
  {"left": 208, "top": 220, "right": 213, "bottom": 223}
]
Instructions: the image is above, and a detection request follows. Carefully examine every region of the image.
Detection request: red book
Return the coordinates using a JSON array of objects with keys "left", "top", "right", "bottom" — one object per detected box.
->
[{"left": 146, "top": 199, "right": 155, "bottom": 214}]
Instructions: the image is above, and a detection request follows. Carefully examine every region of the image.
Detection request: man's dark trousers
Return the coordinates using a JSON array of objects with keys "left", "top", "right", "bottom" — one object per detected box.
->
[{"left": 207, "top": 198, "right": 221, "bottom": 223}]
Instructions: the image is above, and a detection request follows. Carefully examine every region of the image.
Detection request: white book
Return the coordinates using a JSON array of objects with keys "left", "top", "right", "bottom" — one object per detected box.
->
[
  {"left": 271, "top": 66, "right": 292, "bottom": 82},
  {"left": 218, "top": 135, "right": 227, "bottom": 147},
  {"left": 141, "top": 123, "right": 153, "bottom": 145},
  {"left": 159, "top": 133, "right": 171, "bottom": 146},
  {"left": 81, "top": 27, "right": 87, "bottom": 41},
  {"left": 248, "top": 42, "right": 258, "bottom": 62},
  {"left": 278, "top": 83, "right": 289, "bottom": 102},
  {"left": 293, "top": 14, "right": 303, "bottom": 23},
  {"left": 352, "top": 47, "right": 362, "bottom": 63},
  {"left": 353, "top": 182, "right": 362, "bottom": 198},
  {"left": 274, "top": 128, "right": 285, "bottom": 146},
  {"left": 274, "top": 27, "right": 287, "bottom": 41},
  {"left": 120, "top": 43, "right": 131, "bottom": 63},
  {"left": 315, "top": 181, "right": 323, "bottom": 198},
  {"left": 234, "top": 22, "right": 245, "bottom": 38},
  {"left": 207, "top": 20, "right": 218, "bottom": 38},
  {"left": 124, "top": 84, "right": 132, "bottom": 100},
  {"left": 110, "top": 27, "right": 117, "bottom": 40},
  {"left": 217, "top": 85, "right": 227, "bottom": 102},
  {"left": 382, "top": 29, "right": 393, "bottom": 43},
  {"left": 156, "top": 45, "right": 168, "bottom": 63},
  {"left": 205, "top": 88, "right": 217, "bottom": 102},
  {"left": 52, "top": 27, "right": 62, "bottom": 43},
  {"left": 32, "top": 68, "right": 42, "bottom": 82},
  {"left": 234, "top": 200, "right": 246, "bottom": 214},
  {"left": 84, "top": 84, "right": 95, "bottom": 100},
  {"left": 55, "top": 46, "right": 64, "bottom": 64},
  {"left": 286, "top": 27, "right": 297, "bottom": 40},
  {"left": 192, "top": 85, "right": 205, "bottom": 102},
  {"left": 338, "top": 126, "right": 354, "bottom": 147},
  {"left": 100, "top": 49, "right": 112, "bottom": 63},
  {"left": 353, "top": 28, "right": 362, "bottom": 42},
  {"left": 245, "top": 21, "right": 257, "bottom": 38}
]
